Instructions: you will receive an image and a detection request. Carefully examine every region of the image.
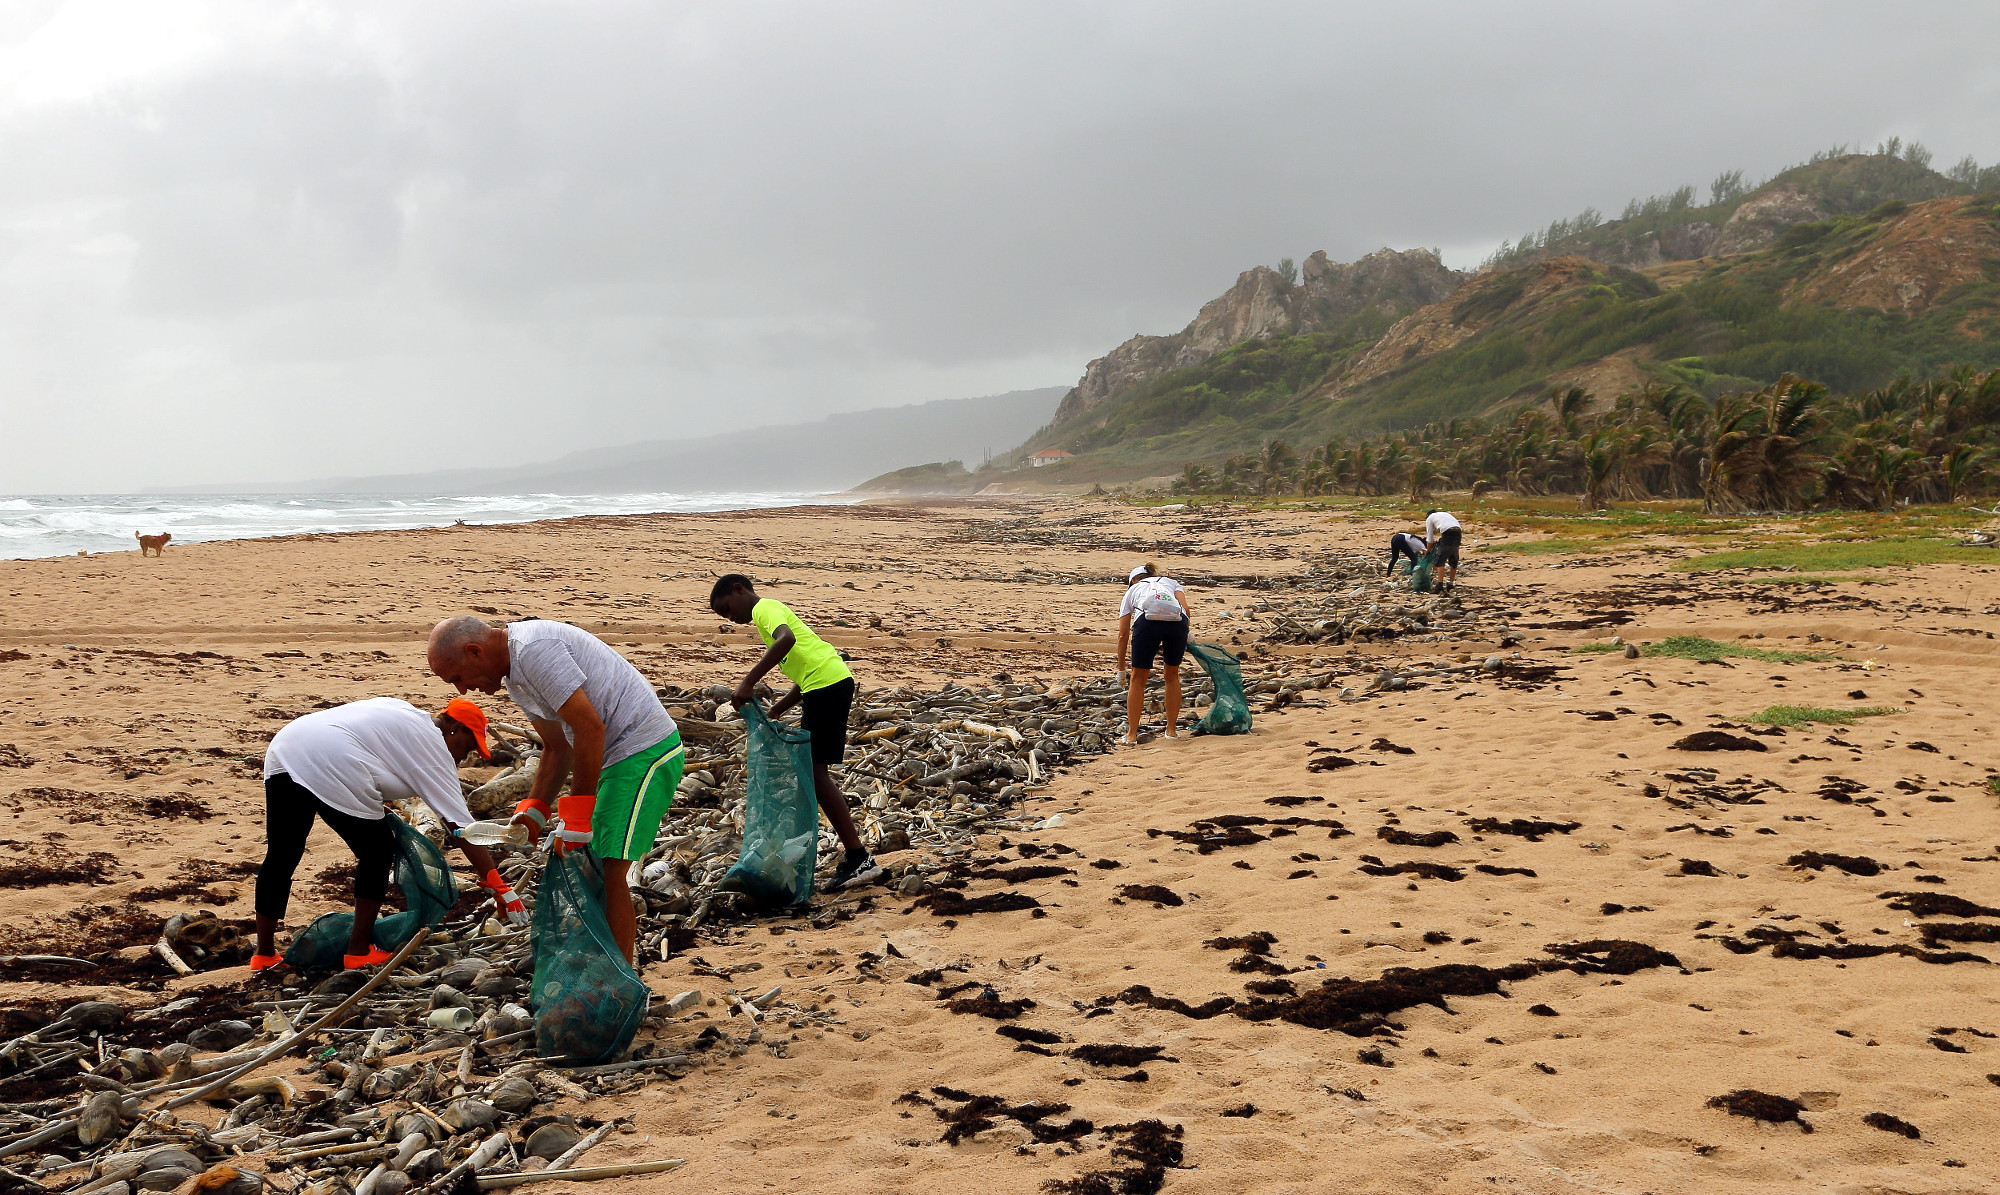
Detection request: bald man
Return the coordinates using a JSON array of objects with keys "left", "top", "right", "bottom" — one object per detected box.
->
[{"left": 428, "top": 616, "right": 682, "bottom": 965}]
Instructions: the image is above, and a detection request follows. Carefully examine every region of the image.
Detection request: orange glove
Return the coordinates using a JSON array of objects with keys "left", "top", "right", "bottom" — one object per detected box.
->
[{"left": 551, "top": 793, "right": 595, "bottom": 854}]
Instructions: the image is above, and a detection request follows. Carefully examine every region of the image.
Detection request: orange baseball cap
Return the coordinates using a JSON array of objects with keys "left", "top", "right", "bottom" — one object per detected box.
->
[{"left": 442, "top": 698, "right": 491, "bottom": 759}]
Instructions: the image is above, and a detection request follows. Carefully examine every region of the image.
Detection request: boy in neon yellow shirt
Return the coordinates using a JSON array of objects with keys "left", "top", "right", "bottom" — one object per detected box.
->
[{"left": 711, "top": 574, "right": 885, "bottom": 891}]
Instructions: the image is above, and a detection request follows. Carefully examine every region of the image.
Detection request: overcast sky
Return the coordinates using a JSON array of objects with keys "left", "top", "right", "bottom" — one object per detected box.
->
[{"left": 2, "top": 1, "right": 1997, "bottom": 491}]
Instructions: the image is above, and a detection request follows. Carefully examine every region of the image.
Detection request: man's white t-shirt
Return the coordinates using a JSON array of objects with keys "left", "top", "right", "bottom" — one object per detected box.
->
[
  {"left": 265, "top": 698, "right": 474, "bottom": 825},
  {"left": 1119, "top": 576, "right": 1188, "bottom": 622},
  {"left": 1424, "top": 511, "right": 1461, "bottom": 538},
  {"left": 504, "top": 620, "right": 676, "bottom": 768}
]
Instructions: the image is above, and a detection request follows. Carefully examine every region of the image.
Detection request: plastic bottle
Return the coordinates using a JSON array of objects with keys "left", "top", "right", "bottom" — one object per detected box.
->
[{"left": 456, "top": 820, "right": 532, "bottom": 848}]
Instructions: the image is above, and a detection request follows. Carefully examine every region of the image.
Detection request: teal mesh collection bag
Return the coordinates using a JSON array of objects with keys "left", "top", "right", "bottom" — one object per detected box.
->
[
  {"left": 1411, "top": 550, "right": 1438, "bottom": 594},
  {"left": 721, "top": 703, "right": 820, "bottom": 910},
  {"left": 282, "top": 813, "right": 458, "bottom": 970},
  {"left": 531, "top": 849, "right": 649, "bottom": 1065},
  {"left": 1187, "top": 642, "right": 1252, "bottom": 736}
]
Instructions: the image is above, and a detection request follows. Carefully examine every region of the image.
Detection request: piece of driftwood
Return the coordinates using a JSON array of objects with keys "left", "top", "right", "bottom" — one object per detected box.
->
[{"left": 474, "top": 1159, "right": 686, "bottom": 1189}]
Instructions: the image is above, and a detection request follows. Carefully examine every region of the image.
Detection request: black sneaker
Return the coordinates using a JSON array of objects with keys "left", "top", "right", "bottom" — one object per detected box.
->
[{"left": 828, "top": 850, "right": 886, "bottom": 891}]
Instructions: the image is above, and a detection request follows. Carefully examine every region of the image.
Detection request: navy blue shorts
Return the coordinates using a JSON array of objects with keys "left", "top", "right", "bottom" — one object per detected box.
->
[{"left": 1131, "top": 618, "right": 1189, "bottom": 669}]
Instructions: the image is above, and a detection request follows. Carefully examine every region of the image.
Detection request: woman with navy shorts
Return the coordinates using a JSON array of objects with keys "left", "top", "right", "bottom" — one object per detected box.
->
[{"left": 1116, "top": 563, "right": 1193, "bottom": 745}]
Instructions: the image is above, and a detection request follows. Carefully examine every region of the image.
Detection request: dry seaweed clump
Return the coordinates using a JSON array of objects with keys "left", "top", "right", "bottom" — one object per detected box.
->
[
  {"left": 1236, "top": 961, "right": 1544, "bottom": 1035},
  {"left": 1377, "top": 826, "right": 1459, "bottom": 848},
  {"left": 1357, "top": 859, "right": 1465, "bottom": 882},
  {"left": 916, "top": 889, "right": 1043, "bottom": 916},
  {"left": 1881, "top": 891, "right": 2000, "bottom": 918},
  {"left": 913, "top": 1088, "right": 1093, "bottom": 1146},
  {"left": 1464, "top": 817, "right": 1580, "bottom": 841},
  {"left": 1707, "top": 1089, "right": 1813, "bottom": 1131},
  {"left": 1864, "top": 1111, "right": 1921, "bottom": 1138},
  {"left": 1543, "top": 940, "right": 1683, "bottom": 974},
  {"left": 1043, "top": 1120, "right": 1185, "bottom": 1195},
  {"left": 1117, "top": 884, "right": 1185, "bottom": 907},
  {"left": 1070, "top": 1044, "right": 1174, "bottom": 1068},
  {"left": 0, "top": 846, "right": 118, "bottom": 889},
  {"left": 1787, "top": 851, "right": 1885, "bottom": 876}
]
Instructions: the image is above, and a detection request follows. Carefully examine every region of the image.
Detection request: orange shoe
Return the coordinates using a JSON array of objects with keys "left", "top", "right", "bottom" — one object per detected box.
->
[
  {"left": 342, "top": 946, "right": 394, "bottom": 970},
  {"left": 248, "top": 953, "right": 282, "bottom": 972}
]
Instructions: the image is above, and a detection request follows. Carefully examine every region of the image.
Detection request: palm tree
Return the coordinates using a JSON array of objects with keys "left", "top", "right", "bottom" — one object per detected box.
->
[
  {"left": 1548, "top": 385, "right": 1592, "bottom": 439},
  {"left": 1408, "top": 460, "right": 1441, "bottom": 503},
  {"left": 1943, "top": 445, "right": 1989, "bottom": 504},
  {"left": 1581, "top": 429, "right": 1619, "bottom": 509}
]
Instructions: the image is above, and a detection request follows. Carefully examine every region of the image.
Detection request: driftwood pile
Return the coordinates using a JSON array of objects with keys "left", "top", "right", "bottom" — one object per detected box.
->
[{"left": 1230, "top": 549, "right": 1502, "bottom": 647}]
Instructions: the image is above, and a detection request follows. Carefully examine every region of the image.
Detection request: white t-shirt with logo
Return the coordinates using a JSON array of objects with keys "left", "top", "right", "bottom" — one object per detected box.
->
[
  {"left": 265, "top": 697, "right": 474, "bottom": 825},
  {"left": 1424, "top": 511, "right": 1461, "bottom": 538},
  {"left": 504, "top": 620, "right": 676, "bottom": 768},
  {"left": 1119, "top": 576, "right": 1188, "bottom": 622}
]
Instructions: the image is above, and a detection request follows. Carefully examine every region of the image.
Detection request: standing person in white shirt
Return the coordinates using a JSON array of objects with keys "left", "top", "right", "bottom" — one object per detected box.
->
[
  {"left": 426, "top": 616, "right": 683, "bottom": 966},
  {"left": 254, "top": 697, "right": 525, "bottom": 971},
  {"left": 1423, "top": 509, "right": 1464, "bottom": 589},
  {"left": 1115, "top": 563, "right": 1194, "bottom": 745}
]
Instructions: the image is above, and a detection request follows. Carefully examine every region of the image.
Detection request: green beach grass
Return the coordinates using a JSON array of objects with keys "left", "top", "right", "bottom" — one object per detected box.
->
[
  {"left": 1671, "top": 538, "right": 1996, "bottom": 573},
  {"left": 1571, "top": 634, "right": 1834, "bottom": 664},
  {"left": 1743, "top": 704, "right": 1899, "bottom": 728}
]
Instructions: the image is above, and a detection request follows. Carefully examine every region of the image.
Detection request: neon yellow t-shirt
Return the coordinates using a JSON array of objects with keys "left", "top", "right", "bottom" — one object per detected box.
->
[{"left": 751, "top": 598, "right": 852, "bottom": 693}]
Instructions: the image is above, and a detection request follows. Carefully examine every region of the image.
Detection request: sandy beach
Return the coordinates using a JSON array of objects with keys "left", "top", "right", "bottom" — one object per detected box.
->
[{"left": 6, "top": 497, "right": 2000, "bottom": 1193}]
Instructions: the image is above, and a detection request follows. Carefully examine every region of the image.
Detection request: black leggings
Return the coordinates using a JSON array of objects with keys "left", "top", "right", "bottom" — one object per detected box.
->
[
  {"left": 256, "top": 772, "right": 393, "bottom": 919},
  {"left": 1387, "top": 535, "right": 1426, "bottom": 575}
]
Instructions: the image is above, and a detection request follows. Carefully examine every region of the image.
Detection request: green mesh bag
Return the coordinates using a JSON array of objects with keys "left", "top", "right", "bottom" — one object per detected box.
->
[
  {"left": 282, "top": 813, "right": 458, "bottom": 970},
  {"left": 531, "top": 850, "right": 649, "bottom": 1065},
  {"left": 1411, "top": 550, "right": 1438, "bottom": 594},
  {"left": 1187, "top": 641, "right": 1252, "bottom": 736},
  {"left": 720, "top": 703, "right": 820, "bottom": 910}
]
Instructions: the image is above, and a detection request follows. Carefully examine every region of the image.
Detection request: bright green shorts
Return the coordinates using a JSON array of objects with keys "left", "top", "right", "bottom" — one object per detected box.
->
[{"left": 593, "top": 731, "right": 684, "bottom": 861}]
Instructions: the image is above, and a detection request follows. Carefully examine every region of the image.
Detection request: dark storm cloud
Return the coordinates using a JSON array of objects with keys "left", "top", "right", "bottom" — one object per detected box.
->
[{"left": 2, "top": 1, "right": 1997, "bottom": 489}]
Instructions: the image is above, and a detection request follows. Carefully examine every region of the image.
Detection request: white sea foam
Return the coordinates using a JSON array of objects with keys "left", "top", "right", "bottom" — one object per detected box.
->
[{"left": 0, "top": 492, "right": 844, "bottom": 560}]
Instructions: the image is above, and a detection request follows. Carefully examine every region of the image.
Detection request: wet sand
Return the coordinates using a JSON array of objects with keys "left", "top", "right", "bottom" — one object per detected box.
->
[{"left": 4, "top": 498, "right": 2000, "bottom": 1192}]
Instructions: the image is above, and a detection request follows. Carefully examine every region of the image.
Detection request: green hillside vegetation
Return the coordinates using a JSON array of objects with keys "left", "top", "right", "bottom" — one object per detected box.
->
[
  {"left": 1339, "top": 198, "right": 2000, "bottom": 432},
  {"left": 852, "top": 460, "right": 975, "bottom": 494},
  {"left": 1482, "top": 143, "right": 1996, "bottom": 271},
  {"left": 1019, "top": 190, "right": 2000, "bottom": 490}
]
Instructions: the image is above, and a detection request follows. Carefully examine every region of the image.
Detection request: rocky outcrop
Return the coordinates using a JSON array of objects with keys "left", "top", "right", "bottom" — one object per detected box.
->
[
  {"left": 1052, "top": 248, "right": 1463, "bottom": 426},
  {"left": 1325, "top": 256, "right": 1604, "bottom": 396},
  {"left": 1713, "top": 184, "right": 1831, "bottom": 255},
  {"left": 1790, "top": 196, "right": 2000, "bottom": 314}
]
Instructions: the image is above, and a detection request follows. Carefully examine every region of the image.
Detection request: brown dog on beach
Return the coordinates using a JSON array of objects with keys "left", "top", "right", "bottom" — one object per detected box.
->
[{"left": 136, "top": 532, "right": 172, "bottom": 557}]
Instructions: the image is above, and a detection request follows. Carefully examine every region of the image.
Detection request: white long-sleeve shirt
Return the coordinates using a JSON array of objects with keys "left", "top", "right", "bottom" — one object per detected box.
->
[
  {"left": 1424, "top": 511, "right": 1461, "bottom": 538},
  {"left": 264, "top": 698, "right": 474, "bottom": 824}
]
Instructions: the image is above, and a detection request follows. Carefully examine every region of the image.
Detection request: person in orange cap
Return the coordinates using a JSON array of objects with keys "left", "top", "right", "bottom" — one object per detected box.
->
[{"left": 251, "top": 697, "right": 527, "bottom": 971}]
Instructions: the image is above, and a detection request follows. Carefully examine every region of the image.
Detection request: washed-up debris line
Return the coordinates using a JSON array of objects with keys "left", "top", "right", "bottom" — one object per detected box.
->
[
  {"left": 1238, "top": 550, "right": 1506, "bottom": 648},
  {"left": 2, "top": 654, "right": 1373, "bottom": 1193}
]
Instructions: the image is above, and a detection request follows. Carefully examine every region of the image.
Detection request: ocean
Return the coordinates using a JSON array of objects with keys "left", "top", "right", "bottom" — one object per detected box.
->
[{"left": 0, "top": 492, "right": 847, "bottom": 561}]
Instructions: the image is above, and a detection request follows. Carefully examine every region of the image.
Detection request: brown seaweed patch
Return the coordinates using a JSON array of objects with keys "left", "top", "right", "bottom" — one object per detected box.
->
[
  {"left": 926, "top": 1089, "right": 1087, "bottom": 1146},
  {"left": 1203, "top": 932, "right": 1276, "bottom": 954},
  {"left": 946, "top": 991, "right": 1037, "bottom": 1020},
  {"left": 969, "top": 865, "right": 1076, "bottom": 883},
  {"left": 1236, "top": 961, "right": 1544, "bottom": 1035},
  {"left": 1043, "top": 1120, "right": 1184, "bottom": 1195},
  {"left": 1707, "top": 1090, "right": 1812, "bottom": 1131},
  {"left": 1864, "top": 1112, "right": 1920, "bottom": 1138},
  {"left": 1880, "top": 891, "right": 2000, "bottom": 918},
  {"left": 1114, "top": 986, "right": 1236, "bottom": 1020},
  {"left": 1674, "top": 732, "right": 1768, "bottom": 753},
  {"left": 130, "top": 858, "right": 260, "bottom": 902},
  {"left": 1069, "top": 1044, "right": 1174, "bottom": 1068},
  {"left": 1543, "top": 940, "right": 1683, "bottom": 974},
  {"left": 1464, "top": 817, "right": 1580, "bottom": 841},
  {"left": 917, "top": 890, "right": 1043, "bottom": 916},
  {"left": 997, "top": 1025, "right": 1064, "bottom": 1045},
  {"left": 1358, "top": 860, "right": 1464, "bottom": 882},
  {"left": 1679, "top": 858, "right": 1722, "bottom": 877},
  {"left": 1788, "top": 852, "right": 1885, "bottom": 877},
  {"left": 1476, "top": 864, "right": 1538, "bottom": 878},
  {"left": 1117, "top": 884, "right": 1184, "bottom": 907},
  {"left": 1920, "top": 922, "right": 2000, "bottom": 947},
  {"left": 0, "top": 846, "right": 118, "bottom": 889},
  {"left": 1377, "top": 827, "right": 1459, "bottom": 848}
]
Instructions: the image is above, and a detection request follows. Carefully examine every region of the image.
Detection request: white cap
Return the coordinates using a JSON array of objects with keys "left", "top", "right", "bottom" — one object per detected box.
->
[{"left": 1128, "top": 566, "right": 1150, "bottom": 583}]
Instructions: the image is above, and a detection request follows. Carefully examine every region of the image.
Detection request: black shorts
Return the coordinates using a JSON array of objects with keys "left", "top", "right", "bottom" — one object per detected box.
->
[
  {"left": 1131, "top": 617, "right": 1189, "bottom": 669},
  {"left": 799, "top": 677, "right": 855, "bottom": 767},
  {"left": 1434, "top": 526, "right": 1462, "bottom": 569}
]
